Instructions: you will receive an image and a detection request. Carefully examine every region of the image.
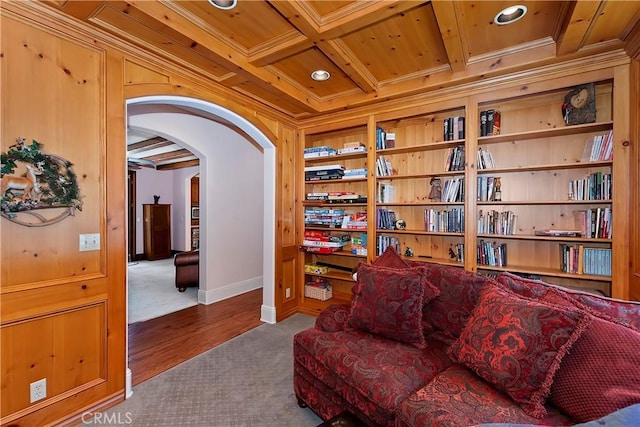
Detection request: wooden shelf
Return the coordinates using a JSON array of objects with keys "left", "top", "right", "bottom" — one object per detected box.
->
[
  {"left": 478, "top": 160, "right": 612, "bottom": 174},
  {"left": 377, "top": 139, "right": 464, "bottom": 155},
  {"left": 376, "top": 170, "right": 464, "bottom": 180},
  {"left": 477, "top": 121, "right": 613, "bottom": 145},
  {"left": 304, "top": 151, "right": 367, "bottom": 163},
  {"left": 477, "top": 234, "right": 612, "bottom": 243},
  {"left": 377, "top": 229, "right": 464, "bottom": 237},
  {"left": 377, "top": 202, "right": 464, "bottom": 206},
  {"left": 477, "top": 200, "right": 612, "bottom": 206},
  {"left": 477, "top": 264, "right": 612, "bottom": 282}
]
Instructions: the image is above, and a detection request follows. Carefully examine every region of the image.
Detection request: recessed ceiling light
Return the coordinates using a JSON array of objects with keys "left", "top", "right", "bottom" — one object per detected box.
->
[
  {"left": 494, "top": 5, "right": 527, "bottom": 25},
  {"left": 311, "top": 70, "right": 330, "bottom": 81},
  {"left": 208, "top": 0, "right": 237, "bottom": 10}
]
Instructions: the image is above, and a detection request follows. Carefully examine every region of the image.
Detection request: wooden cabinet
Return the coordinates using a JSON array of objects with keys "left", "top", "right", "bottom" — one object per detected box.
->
[
  {"left": 143, "top": 204, "right": 172, "bottom": 260},
  {"left": 191, "top": 176, "right": 199, "bottom": 206},
  {"left": 298, "top": 68, "right": 631, "bottom": 313}
]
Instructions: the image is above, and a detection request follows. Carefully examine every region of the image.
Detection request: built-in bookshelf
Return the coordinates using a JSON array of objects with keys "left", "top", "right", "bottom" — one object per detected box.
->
[
  {"left": 298, "top": 72, "right": 629, "bottom": 312},
  {"left": 300, "top": 122, "right": 369, "bottom": 305}
]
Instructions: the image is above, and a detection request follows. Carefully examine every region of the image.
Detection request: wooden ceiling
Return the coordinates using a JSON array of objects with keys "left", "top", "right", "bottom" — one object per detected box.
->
[
  {"left": 50, "top": 0, "right": 640, "bottom": 120},
  {"left": 47, "top": 0, "right": 640, "bottom": 169}
]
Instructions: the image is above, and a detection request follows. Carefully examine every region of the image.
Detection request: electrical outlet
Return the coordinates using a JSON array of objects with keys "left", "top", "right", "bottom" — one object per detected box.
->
[
  {"left": 30, "top": 378, "right": 46, "bottom": 403},
  {"left": 285, "top": 288, "right": 291, "bottom": 298},
  {"left": 79, "top": 233, "right": 100, "bottom": 252}
]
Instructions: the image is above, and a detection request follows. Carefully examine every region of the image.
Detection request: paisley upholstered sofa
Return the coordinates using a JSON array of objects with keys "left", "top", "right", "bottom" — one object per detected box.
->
[{"left": 293, "top": 248, "right": 640, "bottom": 426}]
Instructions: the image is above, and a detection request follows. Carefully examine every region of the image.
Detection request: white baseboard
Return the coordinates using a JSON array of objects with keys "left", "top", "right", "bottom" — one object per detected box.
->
[
  {"left": 198, "top": 276, "right": 263, "bottom": 305},
  {"left": 261, "top": 305, "right": 276, "bottom": 324},
  {"left": 126, "top": 368, "right": 133, "bottom": 398}
]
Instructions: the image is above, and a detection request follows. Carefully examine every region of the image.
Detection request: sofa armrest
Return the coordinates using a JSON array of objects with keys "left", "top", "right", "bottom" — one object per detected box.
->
[
  {"left": 174, "top": 251, "right": 199, "bottom": 266},
  {"left": 315, "top": 303, "right": 351, "bottom": 332}
]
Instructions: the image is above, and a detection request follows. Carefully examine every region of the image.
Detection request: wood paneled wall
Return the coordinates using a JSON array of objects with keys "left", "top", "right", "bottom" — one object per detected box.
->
[{"left": 1, "top": 2, "right": 297, "bottom": 425}]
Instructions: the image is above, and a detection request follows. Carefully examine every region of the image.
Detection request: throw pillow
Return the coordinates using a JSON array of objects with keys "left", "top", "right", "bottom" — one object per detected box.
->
[
  {"left": 549, "top": 316, "right": 640, "bottom": 422},
  {"left": 348, "top": 263, "right": 439, "bottom": 349},
  {"left": 372, "top": 246, "right": 410, "bottom": 269},
  {"left": 448, "top": 282, "right": 591, "bottom": 418}
]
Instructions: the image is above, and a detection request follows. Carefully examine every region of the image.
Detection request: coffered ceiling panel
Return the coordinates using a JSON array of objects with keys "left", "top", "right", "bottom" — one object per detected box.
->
[
  {"left": 340, "top": 3, "right": 448, "bottom": 84},
  {"left": 52, "top": 0, "right": 640, "bottom": 119},
  {"left": 47, "top": 0, "right": 640, "bottom": 168}
]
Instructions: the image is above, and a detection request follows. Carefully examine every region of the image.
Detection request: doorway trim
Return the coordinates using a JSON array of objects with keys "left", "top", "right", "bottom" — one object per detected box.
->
[{"left": 126, "top": 96, "right": 277, "bottom": 324}]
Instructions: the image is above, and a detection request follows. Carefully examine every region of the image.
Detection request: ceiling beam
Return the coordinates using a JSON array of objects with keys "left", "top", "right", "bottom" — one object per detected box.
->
[
  {"left": 431, "top": 0, "right": 467, "bottom": 73},
  {"left": 157, "top": 159, "right": 200, "bottom": 170},
  {"left": 127, "top": 136, "right": 171, "bottom": 151},
  {"left": 556, "top": 0, "right": 603, "bottom": 55},
  {"left": 128, "top": 0, "right": 323, "bottom": 111}
]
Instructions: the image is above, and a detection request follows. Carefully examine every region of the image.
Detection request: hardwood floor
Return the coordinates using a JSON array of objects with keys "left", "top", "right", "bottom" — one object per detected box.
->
[{"left": 128, "top": 288, "right": 264, "bottom": 385}]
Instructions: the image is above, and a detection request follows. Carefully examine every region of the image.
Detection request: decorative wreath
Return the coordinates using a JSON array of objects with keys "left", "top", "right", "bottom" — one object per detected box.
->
[{"left": 1, "top": 138, "right": 82, "bottom": 227}]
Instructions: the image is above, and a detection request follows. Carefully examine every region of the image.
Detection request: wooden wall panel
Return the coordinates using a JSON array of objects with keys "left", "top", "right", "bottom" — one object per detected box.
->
[
  {"left": 0, "top": 5, "right": 124, "bottom": 426},
  {"left": 1, "top": 304, "right": 106, "bottom": 416},
  {"left": 631, "top": 60, "right": 640, "bottom": 301},
  {"left": 1, "top": 14, "right": 104, "bottom": 289}
]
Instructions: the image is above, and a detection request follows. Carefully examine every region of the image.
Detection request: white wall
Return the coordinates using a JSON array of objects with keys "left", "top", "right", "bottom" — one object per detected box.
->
[
  {"left": 171, "top": 166, "right": 199, "bottom": 252},
  {"left": 129, "top": 111, "right": 264, "bottom": 304}
]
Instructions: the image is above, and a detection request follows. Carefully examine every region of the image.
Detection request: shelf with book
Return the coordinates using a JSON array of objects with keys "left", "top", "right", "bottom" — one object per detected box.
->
[
  {"left": 372, "top": 106, "right": 468, "bottom": 267},
  {"left": 301, "top": 122, "right": 371, "bottom": 310},
  {"left": 473, "top": 80, "right": 615, "bottom": 295}
]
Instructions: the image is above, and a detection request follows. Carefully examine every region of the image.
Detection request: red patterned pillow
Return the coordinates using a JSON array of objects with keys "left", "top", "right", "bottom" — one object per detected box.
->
[
  {"left": 448, "top": 283, "right": 591, "bottom": 418},
  {"left": 348, "top": 263, "right": 439, "bottom": 348},
  {"left": 372, "top": 246, "right": 410, "bottom": 269},
  {"left": 549, "top": 316, "right": 640, "bottom": 422}
]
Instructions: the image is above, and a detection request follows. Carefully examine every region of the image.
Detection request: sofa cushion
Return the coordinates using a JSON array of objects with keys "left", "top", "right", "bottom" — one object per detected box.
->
[
  {"left": 410, "top": 262, "right": 492, "bottom": 340},
  {"left": 314, "top": 303, "right": 351, "bottom": 332},
  {"left": 372, "top": 246, "right": 410, "bottom": 269},
  {"left": 549, "top": 316, "right": 640, "bottom": 422},
  {"left": 348, "top": 263, "right": 439, "bottom": 348},
  {"left": 294, "top": 328, "right": 454, "bottom": 425},
  {"left": 496, "top": 271, "right": 640, "bottom": 330},
  {"left": 397, "top": 365, "right": 573, "bottom": 427},
  {"left": 448, "top": 282, "right": 591, "bottom": 418}
]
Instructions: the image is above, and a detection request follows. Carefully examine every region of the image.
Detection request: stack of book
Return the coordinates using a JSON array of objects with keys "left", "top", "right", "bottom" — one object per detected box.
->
[
  {"left": 479, "top": 109, "right": 501, "bottom": 136},
  {"left": 377, "top": 208, "right": 397, "bottom": 230},
  {"left": 376, "top": 155, "right": 394, "bottom": 176},
  {"left": 341, "top": 212, "right": 367, "bottom": 230},
  {"left": 568, "top": 172, "right": 611, "bottom": 201},
  {"left": 328, "top": 192, "right": 366, "bottom": 204},
  {"left": 376, "top": 127, "right": 396, "bottom": 149},
  {"left": 343, "top": 168, "right": 367, "bottom": 180},
  {"left": 477, "top": 240, "right": 507, "bottom": 266},
  {"left": 445, "top": 145, "right": 465, "bottom": 171},
  {"left": 337, "top": 142, "right": 366, "bottom": 155},
  {"left": 302, "top": 230, "right": 349, "bottom": 254},
  {"left": 424, "top": 207, "right": 464, "bottom": 232},
  {"left": 443, "top": 116, "right": 465, "bottom": 141},
  {"left": 478, "top": 210, "right": 517, "bottom": 235},
  {"left": 477, "top": 176, "right": 500, "bottom": 201},
  {"left": 573, "top": 208, "right": 612, "bottom": 238},
  {"left": 350, "top": 233, "right": 367, "bottom": 256},
  {"left": 304, "top": 208, "right": 345, "bottom": 228},
  {"left": 441, "top": 178, "right": 464, "bottom": 202},
  {"left": 304, "top": 146, "right": 337, "bottom": 159},
  {"left": 583, "top": 247, "right": 612, "bottom": 276},
  {"left": 376, "top": 235, "right": 400, "bottom": 256},
  {"left": 582, "top": 130, "right": 613, "bottom": 161},
  {"left": 376, "top": 182, "right": 394, "bottom": 203},
  {"left": 305, "top": 164, "right": 345, "bottom": 181},
  {"left": 477, "top": 148, "right": 496, "bottom": 169}
]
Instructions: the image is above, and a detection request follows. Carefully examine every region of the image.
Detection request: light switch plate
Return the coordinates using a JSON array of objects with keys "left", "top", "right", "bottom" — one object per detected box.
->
[{"left": 79, "top": 233, "right": 100, "bottom": 251}]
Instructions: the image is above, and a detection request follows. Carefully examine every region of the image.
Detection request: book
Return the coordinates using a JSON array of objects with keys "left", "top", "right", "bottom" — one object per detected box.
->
[
  {"left": 491, "top": 111, "right": 501, "bottom": 135},
  {"left": 535, "top": 229, "right": 582, "bottom": 237},
  {"left": 480, "top": 110, "right": 488, "bottom": 136}
]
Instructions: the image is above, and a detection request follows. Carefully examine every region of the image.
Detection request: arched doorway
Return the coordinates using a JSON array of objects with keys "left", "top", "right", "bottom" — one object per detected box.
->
[{"left": 126, "top": 96, "right": 276, "bottom": 322}]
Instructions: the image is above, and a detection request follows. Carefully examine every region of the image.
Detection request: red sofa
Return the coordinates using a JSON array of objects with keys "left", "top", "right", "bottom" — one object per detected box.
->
[{"left": 293, "top": 250, "right": 640, "bottom": 426}]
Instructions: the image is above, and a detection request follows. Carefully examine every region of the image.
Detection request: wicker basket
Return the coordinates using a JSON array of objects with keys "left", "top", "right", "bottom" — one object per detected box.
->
[{"left": 304, "top": 284, "right": 333, "bottom": 301}]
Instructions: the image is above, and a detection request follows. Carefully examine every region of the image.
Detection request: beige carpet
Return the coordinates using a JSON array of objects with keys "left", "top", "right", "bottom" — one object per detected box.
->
[
  {"left": 100, "top": 313, "right": 323, "bottom": 426},
  {"left": 128, "top": 258, "right": 198, "bottom": 324}
]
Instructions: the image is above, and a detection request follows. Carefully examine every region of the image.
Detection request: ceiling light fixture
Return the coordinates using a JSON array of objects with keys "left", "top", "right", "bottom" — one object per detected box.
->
[
  {"left": 311, "top": 70, "right": 330, "bottom": 81},
  {"left": 208, "top": 0, "right": 238, "bottom": 10},
  {"left": 494, "top": 5, "right": 527, "bottom": 25}
]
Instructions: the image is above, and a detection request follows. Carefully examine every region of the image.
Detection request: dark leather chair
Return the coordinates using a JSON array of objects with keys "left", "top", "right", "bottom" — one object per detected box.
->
[{"left": 174, "top": 250, "right": 199, "bottom": 292}]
